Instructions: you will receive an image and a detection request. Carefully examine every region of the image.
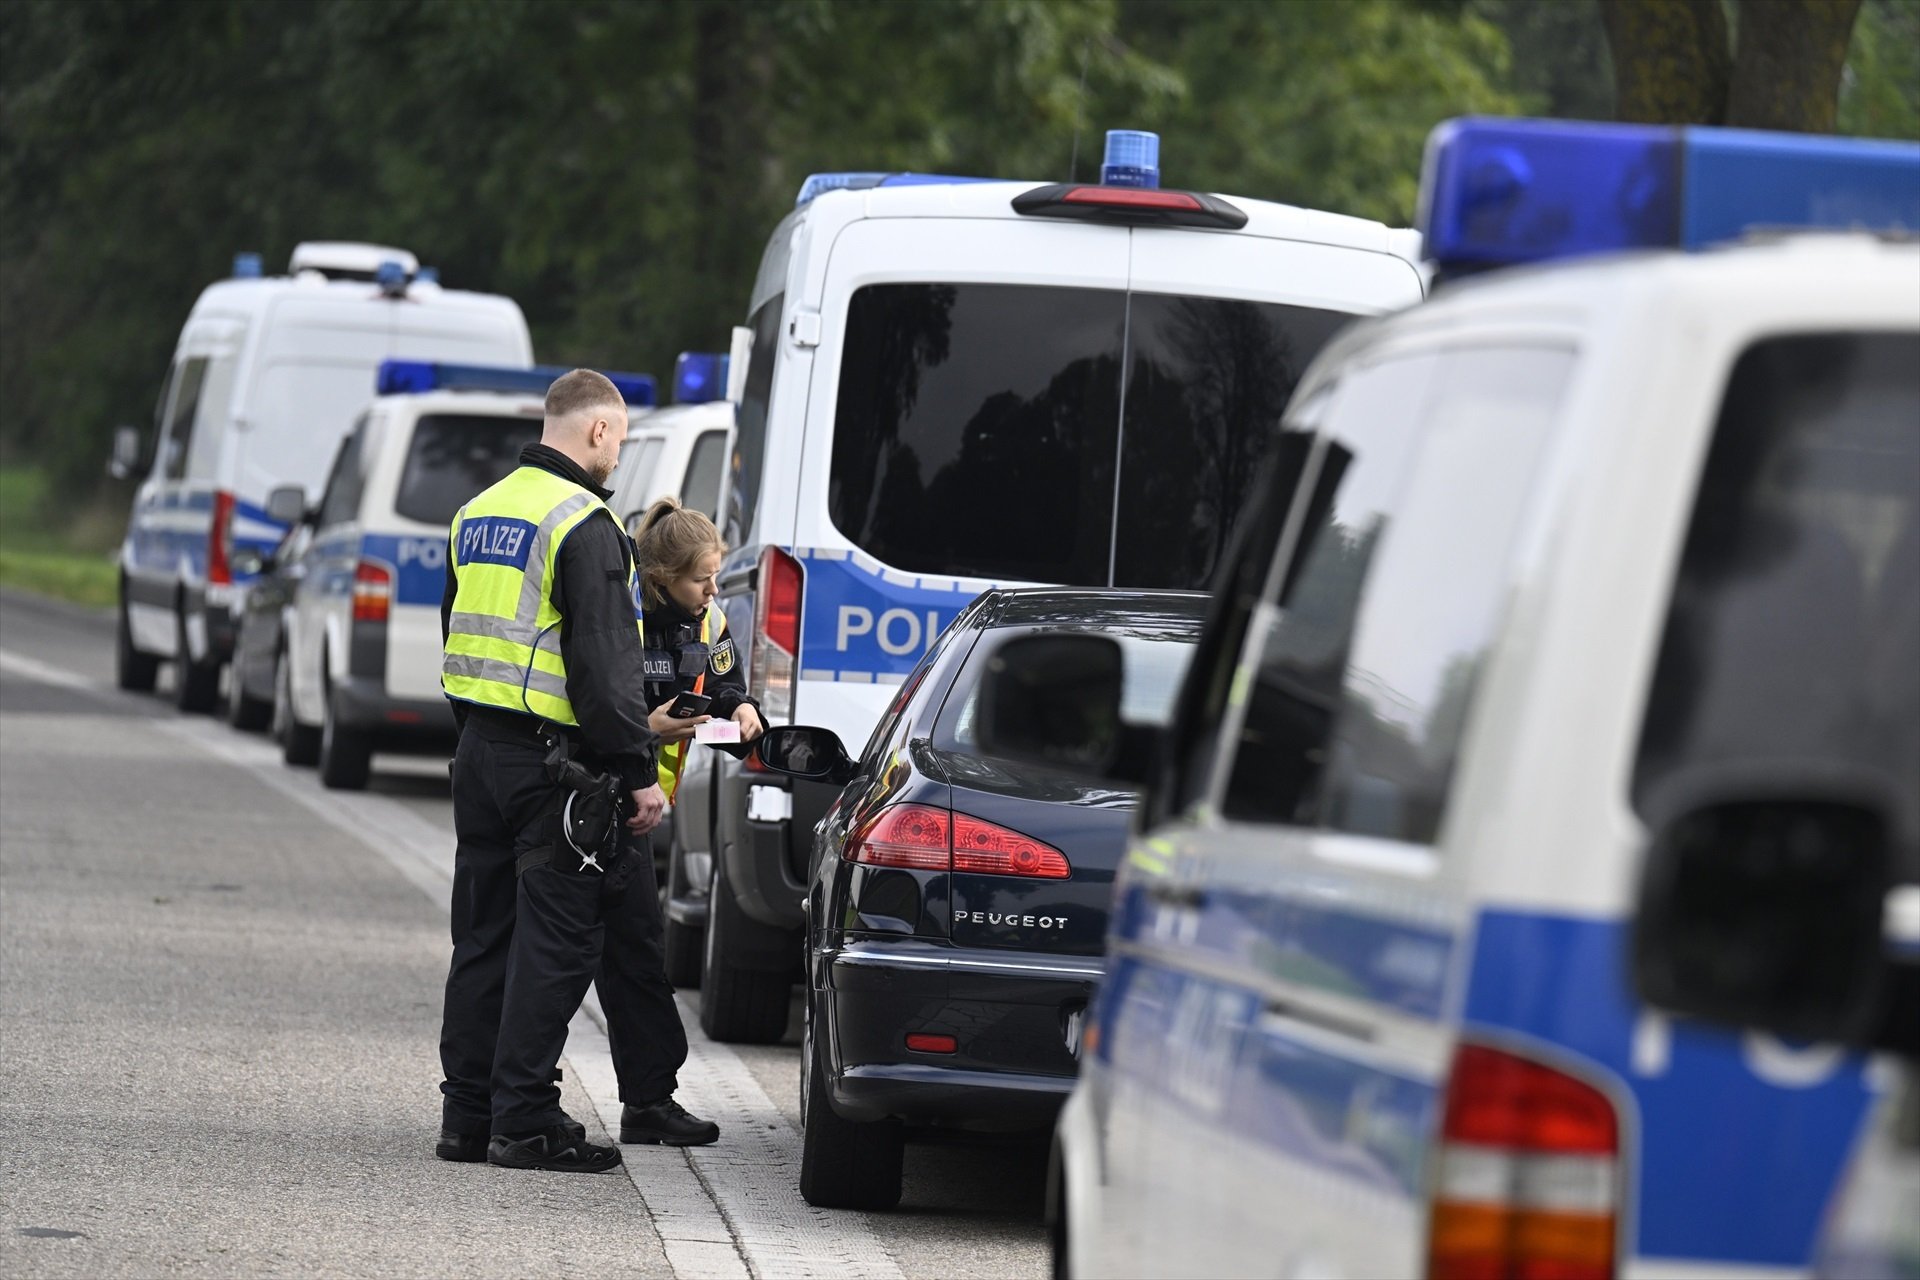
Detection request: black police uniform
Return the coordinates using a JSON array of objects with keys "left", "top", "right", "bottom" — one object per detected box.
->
[
  {"left": 435, "top": 443, "right": 700, "bottom": 1157},
  {"left": 639, "top": 592, "right": 762, "bottom": 768}
]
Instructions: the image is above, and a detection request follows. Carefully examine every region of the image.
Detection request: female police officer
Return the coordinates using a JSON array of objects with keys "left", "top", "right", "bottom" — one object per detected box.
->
[{"left": 631, "top": 497, "right": 765, "bottom": 772}]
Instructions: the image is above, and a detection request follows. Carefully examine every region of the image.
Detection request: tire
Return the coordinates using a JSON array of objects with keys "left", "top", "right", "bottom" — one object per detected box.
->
[
  {"left": 1049, "top": 1142, "right": 1071, "bottom": 1280},
  {"left": 225, "top": 654, "right": 273, "bottom": 731},
  {"left": 698, "top": 858, "right": 792, "bottom": 1043},
  {"left": 115, "top": 595, "right": 159, "bottom": 693},
  {"left": 797, "top": 986, "right": 903, "bottom": 1210},
  {"left": 173, "top": 607, "right": 220, "bottom": 713},
  {"left": 317, "top": 679, "right": 373, "bottom": 790},
  {"left": 276, "top": 652, "right": 321, "bottom": 767},
  {"left": 661, "top": 826, "right": 705, "bottom": 990}
]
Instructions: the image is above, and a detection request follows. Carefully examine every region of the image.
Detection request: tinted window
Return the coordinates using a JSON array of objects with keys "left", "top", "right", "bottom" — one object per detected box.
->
[
  {"left": 1635, "top": 333, "right": 1920, "bottom": 867},
  {"left": 395, "top": 414, "right": 541, "bottom": 527},
  {"left": 316, "top": 422, "right": 368, "bottom": 529},
  {"left": 1116, "top": 294, "right": 1354, "bottom": 588},
  {"left": 727, "top": 295, "right": 782, "bottom": 545},
  {"left": 946, "top": 631, "right": 1200, "bottom": 749},
  {"left": 1318, "top": 348, "right": 1573, "bottom": 843},
  {"left": 161, "top": 357, "right": 209, "bottom": 481},
  {"left": 830, "top": 283, "right": 1126, "bottom": 585},
  {"left": 682, "top": 428, "right": 728, "bottom": 519}
]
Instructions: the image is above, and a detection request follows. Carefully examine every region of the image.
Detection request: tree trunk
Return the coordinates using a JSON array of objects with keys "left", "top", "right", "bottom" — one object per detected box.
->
[
  {"left": 1727, "top": 0, "right": 1863, "bottom": 132},
  {"left": 1602, "top": 0, "right": 1733, "bottom": 125}
]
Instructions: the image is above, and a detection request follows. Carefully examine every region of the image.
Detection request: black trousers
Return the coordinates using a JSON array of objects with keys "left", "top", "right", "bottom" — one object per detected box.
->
[{"left": 438, "top": 718, "right": 688, "bottom": 1135}]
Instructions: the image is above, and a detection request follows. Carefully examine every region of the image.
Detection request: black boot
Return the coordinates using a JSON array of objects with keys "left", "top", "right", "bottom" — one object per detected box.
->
[
  {"left": 439, "top": 1115, "right": 587, "bottom": 1163},
  {"left": 486, "top": 1123, "right": 621, "bottom": 1173},
  {"left": 620, "top": 1097, "right": 720, "bottom": 1146}
]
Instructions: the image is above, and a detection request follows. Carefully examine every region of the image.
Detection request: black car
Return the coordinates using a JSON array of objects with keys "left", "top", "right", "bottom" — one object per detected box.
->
[
  {"left": 753, "top": 588, "right": 1205, "bottom": 1210},
  {"left": 227, "top": 486, "right": 313, "bottom": 738}
]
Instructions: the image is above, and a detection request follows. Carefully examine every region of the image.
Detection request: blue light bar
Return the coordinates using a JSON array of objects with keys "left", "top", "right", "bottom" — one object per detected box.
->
[
  {"left": 1101, "top": 130, "right": 1160, "bottom": 189},
  {"left": 232, "top": 252, "right": 263, "bottom": 279},
  {"left": 375, "top": 361, "right": 657, "bottom": 406},
  {"left": 1419, "top": 118, "right": 1920, "bottom": 274},
  {"left": 794, "top": 171, "right": 996, "bottom": 208},
  {"left": 672, "top": 352, "right": 729, "bottom": 404}
]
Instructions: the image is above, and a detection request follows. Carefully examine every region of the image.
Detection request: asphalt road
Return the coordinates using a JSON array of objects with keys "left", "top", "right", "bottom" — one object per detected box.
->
[{"left": 0, "top": 589, "right": 1049, "bottom": 1279}]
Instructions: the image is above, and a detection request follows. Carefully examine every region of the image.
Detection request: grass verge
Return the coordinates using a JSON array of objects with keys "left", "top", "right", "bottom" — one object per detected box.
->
[
  {"left": 0, "top": 464, "right": 125, "bottom": 609},
  {"left": 0, "top": 548, "right": 118, "bottom": 610}
]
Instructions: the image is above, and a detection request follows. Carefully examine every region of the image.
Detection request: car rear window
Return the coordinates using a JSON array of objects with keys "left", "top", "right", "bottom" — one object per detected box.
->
[
  {"left": 395, "top": 414, "right": 542, "bottom": 526},
  {"left": 1634, "top": 332, "right": 1920, "bottom": 859},
  {"left": 829, "top": 283, "right": 1355, "bottom": 590},
  {"left": 943, "top": 627, "right": 1203, "bottom": 749}
]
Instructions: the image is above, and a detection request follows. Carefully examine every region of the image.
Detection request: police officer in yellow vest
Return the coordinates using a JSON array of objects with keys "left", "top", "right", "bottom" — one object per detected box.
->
[
  {"left": 629, "top": 497, "right": 765, "bottom": 797},
  {"left": 435, "top": 369, "right": 717, "bottom": 1174}
]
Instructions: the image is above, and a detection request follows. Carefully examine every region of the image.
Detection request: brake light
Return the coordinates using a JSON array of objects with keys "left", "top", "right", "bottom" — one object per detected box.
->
[
  {"left": 1011, "top": 182, "right": 1248, "bottom": 230},
  {"left": 952, "top": 813, "right": 1070, "bottom": 879},
  {"left": 846, "top": 804, "right": 1072, "bottom": 879},
  {"left": 1061, "top": 186, "right": 1203, "bottom": 211},
  {"left": 352, "top": 559, "right": 394, "bottom": 623},
  {"left": 1428, "top": 1043, "right": 1620, "bottom": 1280},
  {"left": 905, "top": 1033, "right": 957, "bottom": 1054},
  {"left": 749, "top": 546, "right": 803, "bottom": 723},
  {"left": 847, "top": 804, "right": 950, "bottom": 872},
  {"left": 208, "top": 489, "right": 236, "bottom": 586}
]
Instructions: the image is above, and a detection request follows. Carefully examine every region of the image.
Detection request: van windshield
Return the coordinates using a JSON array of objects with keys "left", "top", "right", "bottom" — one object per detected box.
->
[
  {"left": 828, "top": 282, "right": 1353, "bottom": 588},
  {"left": 1635, "top": 332, "right": 1920, "bottom": 872},
  {"left": 395, "top": 414, "right": 542, "bottom": 526}
]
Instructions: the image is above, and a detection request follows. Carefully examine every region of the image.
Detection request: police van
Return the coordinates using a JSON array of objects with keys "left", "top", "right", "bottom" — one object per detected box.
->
[
  {"left": 269, "top": 360, "right": 656, "bottom": 789},
  {"left": 112, "top": 243, "right": 533, "bottom": 712},
  {"left": 669, "top": 130, "right": 1428, "bottom": 1042},
  {"left": 973, "top": 119, "right": 1920, "bottom": 1278},
  {"left": 606, "top": 352, "right": 735, "bottom": 534}
]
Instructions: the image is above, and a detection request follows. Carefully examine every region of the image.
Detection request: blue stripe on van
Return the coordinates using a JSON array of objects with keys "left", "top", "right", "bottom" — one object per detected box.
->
[
  {"left": 1464, "top": 910, "right": 1875, "bottom": 1268},
  {"left": 793, "top": 548, "right": 988, "bottom": 681},
  {"left": 359, "top": 532, "right": 448, "bottom": 607}
]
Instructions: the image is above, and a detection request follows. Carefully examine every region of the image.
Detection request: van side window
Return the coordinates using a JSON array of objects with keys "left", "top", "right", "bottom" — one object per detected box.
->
[
  {"left": 682, "top": 428, "right": 728, "bottom": 519},
  {"left": 160, "top": 357, "right": 210, "bottom": 481},
  {"left": 316, "top": 419, "right": 369, "bottom": 529},
  {"left": 727, "top": 296, "right": 783, "bottom": 546},
  {"left": 1634, "top": 332, "right": 1920, "bottom": 857},
  {"left": 186, "top": 352, "right": 240, "bottom": 479}
]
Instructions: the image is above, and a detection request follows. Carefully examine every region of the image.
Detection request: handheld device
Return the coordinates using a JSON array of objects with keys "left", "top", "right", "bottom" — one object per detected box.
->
[{"left": 668, "top": 691, "right": 712, "bottom": 719}]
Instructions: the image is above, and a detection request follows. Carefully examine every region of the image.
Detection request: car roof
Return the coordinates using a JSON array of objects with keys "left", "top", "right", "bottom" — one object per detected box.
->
[{"left": 975, "top": 587, "right": 1210, "bottom": 631}]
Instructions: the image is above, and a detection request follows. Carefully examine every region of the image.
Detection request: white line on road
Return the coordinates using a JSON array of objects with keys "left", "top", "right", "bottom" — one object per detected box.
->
[{"left": 0, "top": 646, "right": 905, "bottom": 1280}]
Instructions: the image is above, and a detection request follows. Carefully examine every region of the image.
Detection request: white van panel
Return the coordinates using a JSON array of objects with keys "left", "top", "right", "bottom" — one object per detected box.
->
[{"left": 1130, "top": 232, "right": 1423, "bottom": 316}]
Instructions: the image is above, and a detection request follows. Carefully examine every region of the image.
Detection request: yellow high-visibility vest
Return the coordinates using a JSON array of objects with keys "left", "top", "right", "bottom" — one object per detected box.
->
[
  {"left": 441, "top": 465, "right": 637, "bottom": 726},
  {"left": 657, "top": 606, "right": 729, "bottom": 803}
]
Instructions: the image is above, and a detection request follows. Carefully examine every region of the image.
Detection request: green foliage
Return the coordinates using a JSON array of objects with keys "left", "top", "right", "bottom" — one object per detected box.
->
[{"left": 1841, "top": 0, "right": 1920, "bottom": 138}]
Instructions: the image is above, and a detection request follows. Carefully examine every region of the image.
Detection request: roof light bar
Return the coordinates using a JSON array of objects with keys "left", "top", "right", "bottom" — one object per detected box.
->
[
  {"left": 232, "top": 252, "right": 264, "bottom": 279},
  {"left": 794, "top": 171, "right": 996, "bottom": 208},
  {"left": 1419, "top": 117, "right": 1920, "bottom": 274},
  {"left": 1013, "top": 183, "right": 1247, "bottom": 230},
  {"left": 672, "top": 352, "right": 730, "bottom": 404},
  {"left": 375, "top": 361, "right": 657, "bottom": 406}
]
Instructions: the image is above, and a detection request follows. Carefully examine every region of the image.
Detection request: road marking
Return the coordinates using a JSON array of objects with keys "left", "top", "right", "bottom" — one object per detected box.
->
[{"left": 0, "top": 646, "right": 905, "bottom": 1280}]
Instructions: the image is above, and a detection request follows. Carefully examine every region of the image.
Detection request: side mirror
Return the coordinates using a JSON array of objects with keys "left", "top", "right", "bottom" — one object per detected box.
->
[
  {"left": 266, "top": 484, "right": 308, "bottom": 527},
  {"left": 976, "top": 633, "right": 1152, "bottom": 784},
  {"left": 755, "top": 725, "right": 856, "bottom": 786},
  {"left": 1632, "top": 795, "right": 1892, "bottom": 1045},
  {"left": 107, "top": 425, "right": 144, "bottom": 480}
]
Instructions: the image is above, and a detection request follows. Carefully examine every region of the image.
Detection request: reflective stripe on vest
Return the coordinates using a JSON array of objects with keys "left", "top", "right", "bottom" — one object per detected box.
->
[
  {"left": 658, "top": 607, "right": 726, "bottom": 804},
  {"left": 441, "top": 466, "right": 636, "bottom": 726}
]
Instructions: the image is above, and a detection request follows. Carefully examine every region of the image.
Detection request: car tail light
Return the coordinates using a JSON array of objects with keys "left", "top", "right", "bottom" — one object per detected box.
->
[
  {"left": 847, "top": 804, "right": 1073, "bottom": 879},
  {"left": 847, "top": 804, "right": 950, "bottom": 872},
  {"left": 1428, "top": 1043, "right": 1620, "bottom": 1280},
  {"left": 906, "top": 1033, "right": 957, "bottom": 1054},
  {"left": 951, "top": 813, "right": 1070, "bottom": 879},
  {"left": 208, "top": 489, "right": 236, "bottom": 586},
  {"left": 749, "top": 546, "right": 803, "bottom": 723},
  {"left": 352, "top": 559, "right": 394, "bottom": 623}
]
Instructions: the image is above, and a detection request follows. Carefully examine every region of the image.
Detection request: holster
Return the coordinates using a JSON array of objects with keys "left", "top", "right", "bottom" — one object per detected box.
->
[{"left": 513, "top": 731, "right": 634, "bottom": 890}]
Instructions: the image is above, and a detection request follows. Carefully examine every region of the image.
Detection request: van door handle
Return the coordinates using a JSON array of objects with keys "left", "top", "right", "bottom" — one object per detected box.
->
[{"left": 1146, "top": 882, "right": 1208, "bottom": 910}]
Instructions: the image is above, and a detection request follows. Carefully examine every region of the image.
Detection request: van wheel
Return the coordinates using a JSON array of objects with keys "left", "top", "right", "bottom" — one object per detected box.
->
[
  {"left": 226, "top": 658, "right": 272, "bottom": 731},
  {"left": 318, "top": 682, "right": 372, "bottom": 790},
  {"left": 797, "top": 986, "right": 902, "bottom": 1210},
  {"left": 276, "top": 653, "right": 320, "bottom": 766},
  {"left": 662, "top": 831, "right": 705, "bottom": 989},
  {"left": 173, "top": 609, "right": 220, "bottom": 713},
  {"left": 699, "top": 859, "right": 792, "bottom": 1043},
  {"left": 115, "top": 596, "right": 159, "bottom": 693}
]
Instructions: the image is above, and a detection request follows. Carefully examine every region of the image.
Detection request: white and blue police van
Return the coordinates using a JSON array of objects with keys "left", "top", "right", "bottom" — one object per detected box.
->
[
  {"left": 970, "top": 118, "right": 1920, "bottom": 1279},
  {"left": 606, "top": 352, "right": 736, "bottom": 535},
  {"left": 666, "top": 129, "right": 1430, "bottom": 1043},
  {"left": 271, "top": 359, "right": 656, "bottom": 789},
  {"left": 112, "top": 243, "right": 533, "bottom": 713}
]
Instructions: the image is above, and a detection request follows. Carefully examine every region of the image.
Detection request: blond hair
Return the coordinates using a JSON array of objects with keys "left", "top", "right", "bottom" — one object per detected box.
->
[
  {"left": 635, "top": 497, "right": 727, "bottom": 609},
  {"left": 543, "top": 368, "right": 624, "bottom": 424}
]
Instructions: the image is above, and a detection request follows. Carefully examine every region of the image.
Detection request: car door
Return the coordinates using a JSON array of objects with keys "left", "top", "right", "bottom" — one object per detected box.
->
[{"left": 290, "top": 419, "right": 369, "bottom": 724}]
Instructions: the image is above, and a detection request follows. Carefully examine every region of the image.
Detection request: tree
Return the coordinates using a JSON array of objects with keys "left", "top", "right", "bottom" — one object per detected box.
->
[{"left": 1602, "top": 0, "right": 1865, "bottom": 130}]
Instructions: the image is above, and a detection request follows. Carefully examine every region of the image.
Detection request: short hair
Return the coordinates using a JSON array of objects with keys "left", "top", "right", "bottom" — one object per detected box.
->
[{"left": 544, "top": 368, "right": 624, "bottom": 423}]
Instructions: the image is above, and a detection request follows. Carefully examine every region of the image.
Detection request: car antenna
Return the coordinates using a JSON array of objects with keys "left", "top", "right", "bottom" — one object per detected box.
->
[{"left": 1067, "top": 39, "right": 1090, "bottom": 183}]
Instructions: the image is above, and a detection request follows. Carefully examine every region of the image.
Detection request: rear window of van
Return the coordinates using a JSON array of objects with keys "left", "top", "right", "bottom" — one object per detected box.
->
[
  {"left": 828, "top": 283, "right": 1352, "bottom": 590},
  {"left": 395, "top": 414, "right": 542, "bottom": 526}
]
